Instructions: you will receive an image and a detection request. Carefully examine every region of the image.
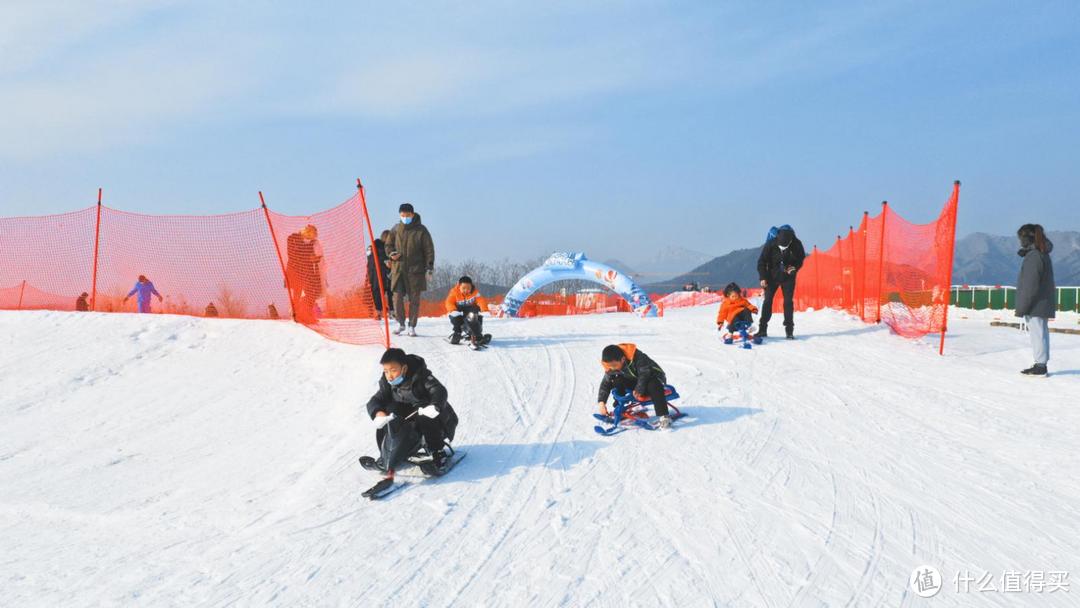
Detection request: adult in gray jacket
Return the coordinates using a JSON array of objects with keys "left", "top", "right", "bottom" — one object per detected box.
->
[{"left": 1015, "top": 224, "right": 1056, "bottom": 377}]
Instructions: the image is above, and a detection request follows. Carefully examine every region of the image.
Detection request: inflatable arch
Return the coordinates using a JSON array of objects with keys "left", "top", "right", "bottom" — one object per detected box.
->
[{"left": 499, "top": 252, "right": 658, "bottom": 318}]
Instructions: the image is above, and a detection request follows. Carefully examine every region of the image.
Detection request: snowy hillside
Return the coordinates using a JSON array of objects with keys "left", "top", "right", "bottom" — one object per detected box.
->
[{"left": 2, "top": 306, "right": 1079, "bottom": 606}]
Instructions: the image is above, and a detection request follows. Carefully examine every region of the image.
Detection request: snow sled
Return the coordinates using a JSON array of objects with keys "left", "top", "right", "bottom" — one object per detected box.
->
[
  {"left": 445, "top": 333, "right": 493, "bottom": 350},
  {"left": 593, "top": 385, "right": 684, "bottom": 435},
  {"left": 359, "top": 405, "right": 462, "bottom": 499},
  {"left": 721, "top": 321, "right": 762, "bottom": 349}
]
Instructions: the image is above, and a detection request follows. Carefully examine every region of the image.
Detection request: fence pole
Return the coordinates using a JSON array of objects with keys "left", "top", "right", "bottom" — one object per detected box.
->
[
  {"left": 357, "top": 179, "right": 392, "bottom": 348},
  {"left": 90, "top": 188, "right": 102, "bottom": 311},
  {"left": 17, "top": 280, "right": 26, "bottom": 310},
  {"left": 876, "top": 201, "right": 888, "bottom": 323},
  {"left": 259, "top": 191, "right": 298, "bottom": 322},
  {"left": 938, "top": 181, "right": 961, "bottom": 355}
]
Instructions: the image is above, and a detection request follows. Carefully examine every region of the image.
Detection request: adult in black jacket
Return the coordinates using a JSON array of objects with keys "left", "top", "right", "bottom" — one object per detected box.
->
[
  {"left": 597, "top": 343, "right": 672, "bottom": 428},
  {"left": 365, "top": 348, "right": 459, "bottom": 476},
  {"left": 367, "top": 231, "right": 393, "bottom": 320},
  {"left": 1015, "top": 224, "right": 1056, "bottom": 376},
  {"left": 757, "top": 227, "right": 806, "bottom": 338}
]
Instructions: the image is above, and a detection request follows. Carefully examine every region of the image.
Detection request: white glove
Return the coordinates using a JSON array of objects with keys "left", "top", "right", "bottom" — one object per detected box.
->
[
  {"left": 372, "top": 413, "right": 395, "bottom": 429},
  {"left": 418, "top": 405, "right": 440, "bottom": 418},
  {"left": 448, "top": 310, "right": 463, "bottom": 318}
]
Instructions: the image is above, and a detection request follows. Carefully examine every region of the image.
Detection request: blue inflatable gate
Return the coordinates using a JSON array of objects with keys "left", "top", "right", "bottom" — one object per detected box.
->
[{"left": 499, "top": 252, "right": 658, "bottom": 318}]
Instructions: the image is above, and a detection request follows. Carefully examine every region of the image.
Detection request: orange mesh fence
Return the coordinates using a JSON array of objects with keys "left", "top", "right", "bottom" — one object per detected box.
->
[
  {"left": 0, "top": 207, "right": 98, "bottom": 312},
  {"left": 774, "top": 181, "right": 960, "bottom": 350},
  {"left": 0, "top": 188, "right": 389, "bottom": 347},
  {"left": 655, "top": 291, "right": 725, "bottom": 309},
  {"left": 417, "top": 292, "right": 641, "bottom": 319}
]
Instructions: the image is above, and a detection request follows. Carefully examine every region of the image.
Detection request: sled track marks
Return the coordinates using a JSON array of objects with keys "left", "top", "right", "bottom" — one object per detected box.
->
[{"left": 444, "top": 341, "right": 578, "bottom": 605}]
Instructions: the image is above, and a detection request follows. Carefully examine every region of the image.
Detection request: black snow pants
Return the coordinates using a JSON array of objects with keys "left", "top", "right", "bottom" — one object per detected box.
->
[
  {"left": 610, "top": 375, "right": 670, "bottom": 418},
  {"left": 759, "top": 275, "right": 796, "bottom": 334}
]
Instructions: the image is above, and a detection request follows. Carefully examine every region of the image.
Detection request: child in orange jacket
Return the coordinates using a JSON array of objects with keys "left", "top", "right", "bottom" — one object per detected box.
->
[
  {"left": 717, "top": 282, "right": 759, "bottom": 341},
  {"left": 444, "top": 276, "right": 492, "bottom": 349}
]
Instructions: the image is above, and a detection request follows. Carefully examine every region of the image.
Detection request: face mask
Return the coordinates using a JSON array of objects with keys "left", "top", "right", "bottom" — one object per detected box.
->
[
  {"left": 778, "top": 244, "right": 789, "bottom": 251},
  {"left": 401, "top": 216, "right": 413, "bottom": 225},
  {"left": 388, "top": 374, "right": 405, "bottom": 386}
]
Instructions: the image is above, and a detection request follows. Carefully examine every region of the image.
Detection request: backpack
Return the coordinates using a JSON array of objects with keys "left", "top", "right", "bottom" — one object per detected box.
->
[{"left": 765, "top": 224, "right": 794, "bottom": 244}]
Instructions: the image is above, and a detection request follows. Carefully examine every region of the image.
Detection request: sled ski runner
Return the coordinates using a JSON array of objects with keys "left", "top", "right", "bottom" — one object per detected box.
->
[
  {"left": 359, "top": 450, "right": 468, "bottom": 500},
  {"left": 593, "top": 385, "right": 684, "bottom": 436}
]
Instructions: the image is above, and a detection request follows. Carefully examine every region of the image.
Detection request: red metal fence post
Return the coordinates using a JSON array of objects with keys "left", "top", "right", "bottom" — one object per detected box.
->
[
  {"left": 259, "top": 191, "right": 298, "bottom": 322},
  {"left": 357, "top": 179, "right": 392, "bottom": 348},
  {"left": 17, "top": 280, "right": 26, "bottom": 310},
  {"left": 939, "top": 181, "right": 961, "bottom": 355},
  {"left": 90, "top": 188, "right": 102, "bottom": 311}
]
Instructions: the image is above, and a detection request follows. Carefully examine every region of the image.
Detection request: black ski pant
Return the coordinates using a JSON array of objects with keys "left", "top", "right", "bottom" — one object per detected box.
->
[
  {"left": 727, "top": 309, "right": 754, "bottom": 333},
  {"left": 450, "top": 304, "right": 483, "bottom": 338},
  {"left": 760, "top": 275, "right": 796, "bottom": 334},
  {"left": 375, "top": 406, "right": 447, "bottom": 471},
  {"left": 370, "top": 280, "right": 392, "bottom": 314},
  {"left": 609, "top": 375, "right": 669, "bottom": 418}
]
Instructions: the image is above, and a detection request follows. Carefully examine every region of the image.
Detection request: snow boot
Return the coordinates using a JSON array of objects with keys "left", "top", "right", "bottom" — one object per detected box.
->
[
  {"left": 448, "top": 332, "right": 462, "bottom": 345},
  {"left": 407, "top": 326, "right": 417, "bottom": 337},
  {"left": 1021, "top": 363, "right": 1048, "bottom": 377},
  {"left": 657, "top": 415, "right": 672, "bottom": 430},
  {"left": 393, "top": 324, "right": 406, "bottom": 336},
  {"left": 757, "top": 326, "right": 768, "bottom": 339},
  {"left": 419, "top": 449, "right": 451, "bottom": 476}
]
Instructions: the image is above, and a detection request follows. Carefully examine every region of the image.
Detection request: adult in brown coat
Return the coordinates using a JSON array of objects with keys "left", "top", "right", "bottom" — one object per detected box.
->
[{"left": 384, "top": 203, "right": 434, "bottom": 336}]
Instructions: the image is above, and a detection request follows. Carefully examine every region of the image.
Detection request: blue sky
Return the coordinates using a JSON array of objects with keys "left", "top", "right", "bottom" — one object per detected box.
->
[{"left": 1, "top": 1, "right": 1078, "bottom": 263}]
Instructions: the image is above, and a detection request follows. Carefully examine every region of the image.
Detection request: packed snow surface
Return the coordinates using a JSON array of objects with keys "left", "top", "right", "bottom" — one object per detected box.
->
[{"left": 2, "top": 305, "right": 1078, "bottom": 607}]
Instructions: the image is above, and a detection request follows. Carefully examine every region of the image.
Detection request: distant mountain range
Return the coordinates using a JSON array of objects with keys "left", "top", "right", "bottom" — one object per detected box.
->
[
  {"left": 952, "top": 231, "right": 1080, "bottom": 285},
  {"left": 648, "top": 231, "right": 1080, "bottom": 293},
  {"left": 603, "top": 246, "right": 715, "bottom": 283}
]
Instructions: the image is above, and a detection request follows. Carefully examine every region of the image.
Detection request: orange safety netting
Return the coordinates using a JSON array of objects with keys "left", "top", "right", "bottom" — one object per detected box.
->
[
  {"left": 777, "top": 181, "right": 960, "bottom": 350},
  {"left": 0, "top": 187, "right": 390, "bottom": 347},
  {"left": 655, "top": 291, "right": 725, "bottom": 309},
  {"left": 416, "top": 292, "right": 643, "bottom": 319}
]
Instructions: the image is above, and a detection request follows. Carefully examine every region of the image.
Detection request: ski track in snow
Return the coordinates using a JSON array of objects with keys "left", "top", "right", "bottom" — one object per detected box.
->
[{"left": 1, "top": 306, "right": 1079, "bottom": 607}]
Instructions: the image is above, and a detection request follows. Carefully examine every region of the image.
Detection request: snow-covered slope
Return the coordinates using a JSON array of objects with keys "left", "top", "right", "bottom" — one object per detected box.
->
[{"left": 2, "top": 307, "right": 1079, "bottom": 607}]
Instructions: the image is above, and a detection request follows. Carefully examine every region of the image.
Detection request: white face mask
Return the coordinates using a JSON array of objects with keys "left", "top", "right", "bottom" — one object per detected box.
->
[{"left": 778, "top": 244, "right": 789, "bottom": 251}]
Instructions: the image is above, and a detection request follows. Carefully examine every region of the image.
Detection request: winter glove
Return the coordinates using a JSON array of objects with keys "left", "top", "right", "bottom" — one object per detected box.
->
[
  {"left": 418, "top": 405, "right": 440, "bottom": 418},
  {"left": 372, "top": 413, "right": 395, "bottom": 429},
  {"left": 426, "top": 270, "right": 434, "bottom": 282}
]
